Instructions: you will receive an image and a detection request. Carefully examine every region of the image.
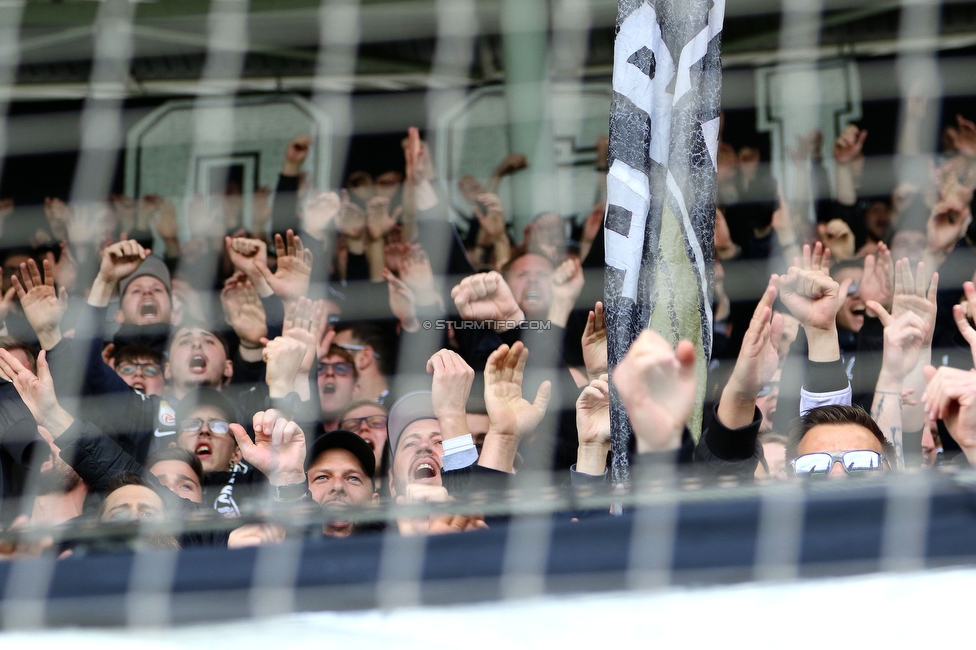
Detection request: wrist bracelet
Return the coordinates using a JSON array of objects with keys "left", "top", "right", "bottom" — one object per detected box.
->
[
  {"left": 273, "top": 481, "right": 308, "bottom": 501},
  {"left": 239, "top": 341, "right": 263, "bottom": 350}
]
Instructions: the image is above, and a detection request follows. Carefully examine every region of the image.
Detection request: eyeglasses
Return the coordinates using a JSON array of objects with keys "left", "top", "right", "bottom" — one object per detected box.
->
[
  {"left": 790, "top": 450, "right": 886, "bottom": 477},
  {"left": 336, "top": 343, "right": 380, "bottom": 359},
  {"left": 179, "top": 419, "right": 231, "bottom": 435},
  {"left": 117, "top": 362, "right": 161, "bottom": 377},
  {"left": 339, "top": 415, "right": 388, "bottom": 431},
  {"left": 847, "top": 282, "right": 860, "bottom": 296},
  {"left": 317, "top": 361, "right": 354, "bottom": 377}
]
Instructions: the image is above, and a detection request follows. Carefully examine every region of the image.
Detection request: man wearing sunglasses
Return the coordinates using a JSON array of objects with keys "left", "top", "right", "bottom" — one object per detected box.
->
[{"left": 788, "top": 404, "right": 893, "bottom": 478}]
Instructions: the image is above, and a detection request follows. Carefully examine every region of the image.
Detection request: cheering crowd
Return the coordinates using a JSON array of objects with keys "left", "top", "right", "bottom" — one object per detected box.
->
[{"left": 1, "top": 100, "right": 976, "bottom": 555}]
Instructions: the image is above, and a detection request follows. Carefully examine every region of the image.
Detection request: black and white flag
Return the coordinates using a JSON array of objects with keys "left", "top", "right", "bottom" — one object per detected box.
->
[{"left": 605, "top": 0, "right": 724, "bottom": 482}]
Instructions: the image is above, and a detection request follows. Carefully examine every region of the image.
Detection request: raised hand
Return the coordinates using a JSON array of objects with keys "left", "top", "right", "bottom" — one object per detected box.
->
[
  {"left": 549, "top": 256, "right": 585, "bottom": 326},
  {"left": 581, "top": 301, "right": 607, "bottom": 381},
  {"left": 396, "top": 484, "right": 488, "bottom": 536},
  {"left": 719, "top": 280, "right": 783, "bottom": 429},
  {"left": 481, "top": 341, "right": 552, "bottom": 455},
  {"left": 859, "top": 242, "right": 893, "bottom": 315},
  {"left": 472, "top": 193, "right": 507, "bottom": 240},
  {"left": 256, "top": 230, "right": 313, "bottom": 304},
  {"left": 97, "top": 239, "right": 147, "bottom": 285},
  {"left": 817, "top": 218, "right": 855, "bottom": 261},
  {"left": 302, "top": 190, "right": 341, "bottom": 240},
  {"left": 13, "top": 258, "right": 67, "bottom": 350},
  {"left": 922, "top": 366, "right": 976, "bottom": 466},
  {"left": 833, "top": 124, "right": 867, "bottom": 164},
  {"left": 220, "top": 273, "right": 267, "bottom": 348},
  {"left": 951, "top": 281, "right": 976, "bottom": 364},
  {"left": 946, "top": 114, "right": 976, "bottom": 159},
  {"left": 399, "top": 245, "right": 441, "bottom": 307},
  {"left": 230, "top": 409, "right": 307, "bottom": 486},
  {"left": 926, "top": 196, "right": 971, "bottom": 256},
  {"left": 384, "top": 268, "right": 420, "bottom": 332},
  {"left": 870, "top": 305, "right": 926, "bottom": 383},
  {"left": 777, "top": 245, "right": 851, "bottom": 333},
  {"left": 0, "top": 285, "right": 14, "bottom": 324},
  {"left": 576, "top": 374, "right": 610, "bottom": 476},
  {"left": 282, "top": 134, "right": 312, "bottom": 176},
  {"left": 426, "top": 349, "right": 474, "bottom": 437},
  {"left": 613, "top": 329, "right": 697, "bottom": 453},
  {"left": 337, "top": 190, "right": 367, "bottom": 239},
  {"left": 279, "top": 297, "right": 326, "bottom": 375},
  {"left": 451, "top": 271, "right": 524, "bottom": 331},
  {"left": 493, "top": 153, "right": 529, "bottom": 177},
  {"left": 0, "top": 349, "right": 72, "bottom": 435},
  {"left": 403, "top": 126, "right": 433, "bottom": 185},
  {"left": 226, "top": 235, "right": 268, "bottom": 283},
  {"left": 366, "top": 196, "right": 402, "bottom": 240},
  {"left": 888, "top": 259, "right": 938, "bottom": 346},
  {"left": 263, "top": 335, "right": 308, "bottom": 398}
]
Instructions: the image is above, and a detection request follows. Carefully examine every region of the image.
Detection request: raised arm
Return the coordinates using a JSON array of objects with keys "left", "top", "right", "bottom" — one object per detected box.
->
[
  {"left": 866, "top": 303, "right": 926, "bottom": 469},
  {"left": 613, "top": 329, "right": 697, "bottom": 457},
  {"left": 230, "top": 409, "right": 307, "bottom": 494},
  {"left": 478, "top": 341, "right": 551, "bottom": 473}
]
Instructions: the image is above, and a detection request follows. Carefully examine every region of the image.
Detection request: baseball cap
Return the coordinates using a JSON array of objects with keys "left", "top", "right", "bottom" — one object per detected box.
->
[
  {"left": 119, "top": 255, "right": 171, "bottom": 297},
  {"left": 386, "top": 391, "right": 437, "bottom": 458},
  {"left": 306, "top": 429, "right": 376, "bottom": 478}
]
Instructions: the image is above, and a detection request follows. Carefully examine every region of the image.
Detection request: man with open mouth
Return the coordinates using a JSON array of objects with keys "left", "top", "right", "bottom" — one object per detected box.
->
[{"left": 115, "top": 254, "right": 174, "bottom": 327}]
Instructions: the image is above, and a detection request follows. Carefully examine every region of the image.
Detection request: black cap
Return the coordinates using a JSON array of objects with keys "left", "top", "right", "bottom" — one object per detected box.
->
[
  {"left": 306, "top": 429, "right": 376, "bottom": 478},
  {"left": 175, "top": 387, "right": 238, "bottom": 426}
]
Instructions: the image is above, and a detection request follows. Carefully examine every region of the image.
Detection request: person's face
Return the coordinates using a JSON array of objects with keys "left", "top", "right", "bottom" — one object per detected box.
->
[
  {"left": 118, "top": 276, "right": 172, "bottom": 325},
  {"left": 466, "top": 412, "right": 491, "bottom": 451},
  {"left": 175, "top": 404, "right": 240, "bottom": 474},
  {"left": 833, "top": 267, "right": 865, "bottom": 333},
  {"left": 100, "top": 485, "right": 165, "bottom": 523},
  {"left": 756, "top": 441, "right": 787, "bottom": 480},
  {"left": 1, "top": 254, "right": 29, "bottom": 295},
  {"left": 307, "top": 448, "right": 377, "bottom": 537},
  {"left": 340, "top": 404, "right": 388, "bottom": 470},
  {"left": 389, "top": 419, "right": 443, "bottom": 499},
  {"left": 505, "top": 254, "right": 553, "bottom": 319},
  {"left": 375, "top": 171, "right": 402, "bottom": 199},
  {"left": 35, "top": 425, "right": 82, "bottom": 494},
  {"left": 795, "top": 423, "right": 886, "bottom": 478},
  {"left": 317, "top": 353, "right": 356, "bottom": 417},
  {"left": 150, "top": 459, "right": 203, "bottom": 503},
  {"left": 166, "top": 328, "right": 232, "bottom": 393},
  {"left": 865, "top": 201, "right": 892, "bottom": 240},
  {"left": 890, "top": 230, "right": 927, "bottom": 267},
  {"left": 114, "top": 356, "right": 165, "bottom": 396}
]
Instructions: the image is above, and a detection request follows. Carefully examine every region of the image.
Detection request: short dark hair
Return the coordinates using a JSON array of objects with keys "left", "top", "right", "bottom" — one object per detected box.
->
[
  {"left": 111, "top": 343, "right": 163, "bottom": 367},
  {"left": 787, "top": 405, "right": 894, "bottom": 460},
  {"left": 168, "top": 321, "right": 232, "bottom": 360},
  {"left": 99, "top": 472, "right": 163, "bottom": 517},
  {"left": 146, "top": 448, "right": 204, "bottom": 486},
  {"left": 334, "top": 322, "right": 395, "bottom": 376}
]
